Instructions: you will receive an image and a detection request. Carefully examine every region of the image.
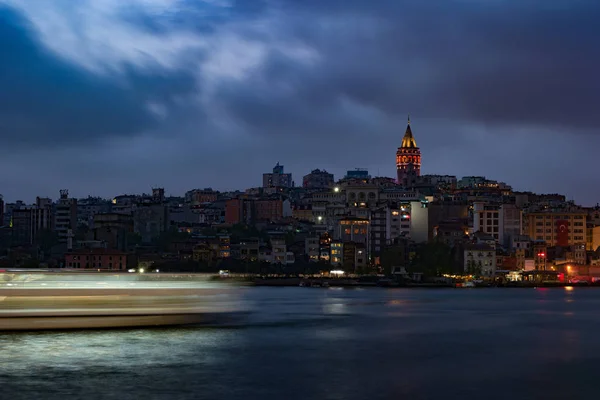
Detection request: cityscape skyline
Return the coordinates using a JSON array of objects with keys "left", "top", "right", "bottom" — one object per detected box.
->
[{"left": 1, "top": 1, "right": 598, "bottom": 204}]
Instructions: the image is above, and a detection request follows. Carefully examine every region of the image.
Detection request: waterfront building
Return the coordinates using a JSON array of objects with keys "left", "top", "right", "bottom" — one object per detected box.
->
[
  {"left": 64, "top": 248, "right": 128, "bottom": 270},
  {"left": 464, "top": 243, "right": 497, "bottom": 277},
  {"left": 305, "top": 236, "right": 319, "bottom": 262},
  {"left": 396, "top": 117, "right": 421, "bottom": 187}
]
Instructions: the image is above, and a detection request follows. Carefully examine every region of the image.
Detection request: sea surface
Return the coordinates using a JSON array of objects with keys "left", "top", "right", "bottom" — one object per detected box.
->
[{"left": 2, "top": 286, "right": 600, "bottom": 399}]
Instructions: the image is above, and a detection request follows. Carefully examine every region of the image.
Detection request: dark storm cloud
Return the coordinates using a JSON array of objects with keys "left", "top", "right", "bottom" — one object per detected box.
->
[
  {"left": 1, "top": 0, "right": 599, "bottom": 203},
  {"left": 219, "top": 0, "right": 600, "bottom": 132},
  {"left": 0, "top": 7, "right": 196, "bottom": 149}
]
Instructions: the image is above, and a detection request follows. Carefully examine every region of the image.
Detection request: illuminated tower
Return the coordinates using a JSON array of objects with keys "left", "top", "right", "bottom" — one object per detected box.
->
[{"left": 396, "top": 116, "right": 421, "bottom": 187}]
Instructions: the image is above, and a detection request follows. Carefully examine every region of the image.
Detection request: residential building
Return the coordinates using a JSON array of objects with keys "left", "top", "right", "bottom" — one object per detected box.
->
[
  {"left": 270, "top": 234, "right": 287, "bottom": 264},
  {"left": 111, "top": 195, "right": 139, "bottom": 215},
  {"left": 55, "top": 190, "right": 77, "bottom": 244},
  {"left": 263, "top": 163, "right": 293, "bottom": 188},
  {"left": 64, "top": 248, "right": 128, "bottom": 270},
  {"left": 523, "top": 211, "right": 587, "bottom": 247},
  {"left": 185, "top": 188, "right": 218, "bottom": 206},
  {"left": 93, "top": 213, "right": 133, "bottom": 251},
  {"left": 11, "top": 202, "right": 53, "bottom": 246},
  {"left": 254, "top": 198, "right": 292, "bottom": 222},
  {"left": 225, "top": 198, "right": 245, "bottom": 224},
  {"left": 330, "top": 241, "right": 343, "bottom": 265},
  {"left": 345, "top": 169, "right": 370, "bottom": 181},
  {"left": 238, "top": 238, "right": 260, "bottom": 261},
  {"left": 0, "top": 195, "right": 4, "bottom": 227},
  {"left": 303, "top": 169, "right": 334, "bottom": 189},
  {"left": 77, "top": 197, "right": 111, "bottom": 228},
  {"left": 433, "top": 219, "right": 469, "bottom": 246},
  {"left": 133, "top": 203, "right": 169, "bottom": 243},
  {"left": 305, "top": 236, "right": 319, "bottom": 262},
  {"left": 586, "top": 223, "right": 600, "bottom": 251},
  {"left": 464, "top": 244, "right": 497, "bottom": 277},
  {"left": 472, "top": 202, "right": 523, "bottom": 246},
  {"left": 292, "top": 204, "right": 313, "bottom": 222}
]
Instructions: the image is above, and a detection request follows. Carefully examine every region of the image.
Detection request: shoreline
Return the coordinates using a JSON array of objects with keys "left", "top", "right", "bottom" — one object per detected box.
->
[{"left": 249, "top": 278, "right": 594, "bottom": 289}]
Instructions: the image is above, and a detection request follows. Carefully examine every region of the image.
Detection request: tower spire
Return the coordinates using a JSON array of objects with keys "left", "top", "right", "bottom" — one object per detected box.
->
[{"left": 408, "top": 114, "right": 410, "bottom": 125}]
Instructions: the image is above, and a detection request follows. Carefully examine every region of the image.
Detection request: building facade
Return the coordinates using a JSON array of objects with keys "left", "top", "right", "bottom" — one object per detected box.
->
[
  {"left": 65, "top": 248, "right": 128, "bottom": 270},
  {"left": 523, "top": 211, "right": 587, "bottom": 247},
  {"left": 55, "top": 190, "right": 77, "bottom": 244},
  {"left": 263, "top": 163, "right": 293, "bottom": 188},
  {"left": 303, "top": 169, "right": 334, "bottom": 189}
]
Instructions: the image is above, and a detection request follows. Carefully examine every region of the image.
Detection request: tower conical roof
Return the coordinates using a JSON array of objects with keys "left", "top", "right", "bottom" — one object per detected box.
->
[{"left": 400, "top": 116, "right": 417, "bottom": 148}]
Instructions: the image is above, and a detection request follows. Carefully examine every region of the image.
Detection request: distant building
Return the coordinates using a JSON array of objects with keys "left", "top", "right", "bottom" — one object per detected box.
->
[
  {"left": 305, "top": 236, "right": 320, "bottom": 262},
  {"left": 11, "top": 201, "right": 53, "bottom": 246},
  {"left": 93, "top": 213, "right": 133, "bottom": 251},
  {"left": 523, "top": 211, "right": 587, "bottom": 247},
  {"left": 472, "top": 202, "right": 523, "bottom": 246},
  {"left": 77, "top": 197, "right": 111, "bottom": 228},
  {"left": 345, "top": 169, "right": 370, "bottom": 180},
  {"left": 292, "top": 204, "right": 313, "bottom": 222},
  {"left": 464, "top": 244, "right": 497, "bottom": 277},
  {"left": 263, "top": 163, "right": 293, "bottom": 189},
  {"left": 55, "top": 190, "right": 77, "bottom": 244},
  {"left": 396, "top": 117, "right": 421, "bottom": 187},
  {"left": 225, "top": 198, "right": 245, "bottom": 225},
  {"left": 303, "top": 169, "right": 334, "bottom": 189},
  {"left": 65, "top": 248, "right": 128, "bottom": 270},
  {"left": 185, "top": 189, "right": 218, "bottom": 206},
  {"left": 225, "top": 197, "right": 291, "bottom": 224},
  {"left": 133, "top": 203, "right": 169, "bottom": 243},
  {"left": 111, "top": 195, "right": 138, "bottom": 215}
]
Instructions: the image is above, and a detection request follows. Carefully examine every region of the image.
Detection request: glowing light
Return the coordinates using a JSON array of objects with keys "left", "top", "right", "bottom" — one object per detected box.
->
[
  {"left": 139, "top": 268, "right": 145, "bottom": 274},
  {"left": 565, "top": 286, "right": 574, "bottom": 291},
  {"left": 330, "top": 270, "right": 345, "bottom": 276},
  {"left": 333, "top": 187, "right": 340, "bottom": 193}
]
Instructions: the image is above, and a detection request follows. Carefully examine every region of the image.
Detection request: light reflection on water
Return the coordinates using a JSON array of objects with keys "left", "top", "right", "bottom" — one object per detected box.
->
[{"left": 3, "top": 287, "right": 600, "bottom": 399}]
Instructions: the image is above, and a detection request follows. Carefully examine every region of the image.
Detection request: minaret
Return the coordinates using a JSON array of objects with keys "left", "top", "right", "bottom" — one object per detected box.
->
[{"left": 396, "top": 115, "right": 421, "bottom": 187}]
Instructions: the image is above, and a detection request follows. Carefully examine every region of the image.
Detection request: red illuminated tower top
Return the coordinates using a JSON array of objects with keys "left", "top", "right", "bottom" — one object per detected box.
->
[{"left": 396, "top": 116, "right": 421, "bottom": 187}]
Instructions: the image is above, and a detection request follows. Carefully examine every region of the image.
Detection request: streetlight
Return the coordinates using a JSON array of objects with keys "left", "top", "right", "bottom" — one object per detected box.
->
[{"left": 333, "top": 187, "right": 340, "bottom": 193}]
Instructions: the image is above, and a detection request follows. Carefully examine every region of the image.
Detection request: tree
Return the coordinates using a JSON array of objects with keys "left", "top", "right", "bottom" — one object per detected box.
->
[
  {"left": 153, "top": 227, "right": 191, "bottom": 252},
  {"left": 74, "top": 223, "right": 90, "bottom": 242},
  {"left": 410, "top": 242, "right": 454, "bottom": 276},
  {"left": 126, "top": 232, "right": 143, "bottom": 247},
  {"left": 466, "top": 260, "right": 482, "bottom": 276},
  {"left": 381, "top": 244, "right": 408, "bottom": 275},
  {"left": 36, "top": 229, "right": 59, "bottom": 260}
]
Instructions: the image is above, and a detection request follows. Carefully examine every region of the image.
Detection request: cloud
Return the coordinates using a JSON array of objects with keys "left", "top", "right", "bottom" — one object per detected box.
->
[{"left": 0, "top": 0, "right": 598, "bottom": 204}]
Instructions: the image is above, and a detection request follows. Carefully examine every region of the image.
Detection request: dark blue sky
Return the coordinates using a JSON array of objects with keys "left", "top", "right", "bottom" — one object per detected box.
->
[{"left": 0, "top": 1, "right": 599, "bottom": 204}]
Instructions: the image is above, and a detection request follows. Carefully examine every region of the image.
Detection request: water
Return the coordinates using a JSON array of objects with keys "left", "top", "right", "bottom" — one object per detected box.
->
[{"left": 1, "top": 286, "right": 599, "bottom": 399}]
